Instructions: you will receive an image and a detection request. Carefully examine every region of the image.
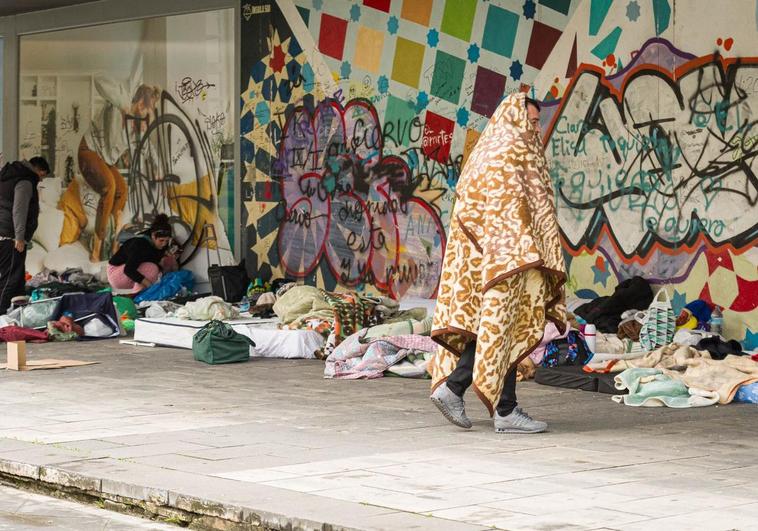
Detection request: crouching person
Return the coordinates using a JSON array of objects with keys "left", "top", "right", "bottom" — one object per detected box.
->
[{"left": 107, "top": 214, "right": 177, "bottom": 294}]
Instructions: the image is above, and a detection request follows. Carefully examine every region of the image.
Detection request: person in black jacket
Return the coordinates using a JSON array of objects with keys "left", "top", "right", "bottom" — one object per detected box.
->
[
  {"left": 106, "top": 214, "right": 178, "bottom": 294},
  {"left": 0, "top": 157, "right": 50, "bottom": 315}
]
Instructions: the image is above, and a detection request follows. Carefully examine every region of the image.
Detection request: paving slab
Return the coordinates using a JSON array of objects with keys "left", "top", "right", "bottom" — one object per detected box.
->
[{"left": 1, "top": 339, "right": 758, "bottom": 530}]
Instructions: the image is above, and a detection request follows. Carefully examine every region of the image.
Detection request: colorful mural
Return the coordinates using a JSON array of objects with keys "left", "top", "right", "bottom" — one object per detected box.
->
[
  {"left": 241, "top": 0, "right": 576, "bottom": 299},
  {"left": 534, "top": 0, "right": 758, "bottom": 345},
  {"left": 241, "top": 0, "right": 757, "bottom": 344}
]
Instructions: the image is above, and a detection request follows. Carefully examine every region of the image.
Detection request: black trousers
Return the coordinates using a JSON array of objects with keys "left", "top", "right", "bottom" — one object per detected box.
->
[
  {"left": 0, "top": 240, "right": 27, "bottom": 315},
  {"left": 446, "top": 342, "right": 518, "bottom": 417}
]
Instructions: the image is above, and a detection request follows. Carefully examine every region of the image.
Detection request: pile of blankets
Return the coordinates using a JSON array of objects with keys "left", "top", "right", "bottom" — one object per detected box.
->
[
  {"left": 524, "top": 280, "right": 757, "bottom": 407},
  {"left": 140, "top": 296, "right": 239, "bottom": 321},
  {"left": 271, "top": 285, "right": 438, "bottom": 378},
  {"left": 272, "top": 285, "right": 375, "bottom": 358},
  {"left": 25, "top": 267, "right": 106, "bottom": 303},
  {"left": 610, "top": 343, "right": 758, "bottom": 407},
  {"left": 0, "top": 292, "right": 121, "bottom": 342},
  {"left": 28, "top": 267, "right": 103, "bottom": 291},
  {"left": 324, "top": 331, "right": 437, "bottom": 379},
  {"left": 574, "top": 277, "right": 653, "bottom": 334}
]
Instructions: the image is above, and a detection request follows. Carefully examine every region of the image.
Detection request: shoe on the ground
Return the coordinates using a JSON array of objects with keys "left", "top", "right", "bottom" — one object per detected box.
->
[
  {"left": 430, "top": 384, "right": 472, "bottom": 429},
  {"left": 494, "top": 407, "right": 547, "bottom": 434}
]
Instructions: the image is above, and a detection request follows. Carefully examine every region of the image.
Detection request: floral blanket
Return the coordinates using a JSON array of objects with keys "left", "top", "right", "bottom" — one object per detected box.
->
[{"left": 325, "top": 332, "right": 438, "bottom": 379}]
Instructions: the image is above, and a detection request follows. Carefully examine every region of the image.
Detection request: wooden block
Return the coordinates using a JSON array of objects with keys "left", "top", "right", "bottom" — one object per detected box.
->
[{"left": 7, "top": 341, "right": 27, "bottom": 371}]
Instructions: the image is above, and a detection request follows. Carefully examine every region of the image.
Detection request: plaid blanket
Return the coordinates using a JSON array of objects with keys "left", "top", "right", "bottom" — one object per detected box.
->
[{"left": 314, "top": 291, "right": 377, "bottom": 359}]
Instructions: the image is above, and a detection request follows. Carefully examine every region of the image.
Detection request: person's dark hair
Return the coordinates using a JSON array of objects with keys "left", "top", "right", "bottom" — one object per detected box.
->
[
  {"left": 524, "top": 97, "right": 541, "bottom": 112},
  {"left": 149, "top": 214, "right": 172, "bottom": 238},
  {"left": 29, "top": 156, "right": 51, "bottom": 175}
]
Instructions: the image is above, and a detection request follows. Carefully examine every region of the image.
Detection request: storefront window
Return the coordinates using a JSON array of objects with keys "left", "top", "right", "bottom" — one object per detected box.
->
[{"left": 18, "top": 10, "right": 234, "bottom": 277}]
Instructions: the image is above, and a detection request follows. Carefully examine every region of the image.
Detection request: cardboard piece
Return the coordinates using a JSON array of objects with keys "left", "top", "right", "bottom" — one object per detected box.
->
[
  {"left": 7, "top": 341, "right": 26, "bottom": 370},
  {"left": 1, "top": 358, "right": 98, "bottom": 371}
]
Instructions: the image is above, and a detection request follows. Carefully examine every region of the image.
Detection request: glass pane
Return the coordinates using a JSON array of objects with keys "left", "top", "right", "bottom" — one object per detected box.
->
[{"left": 18, "top": 10, "right": 235, "bottom": 279}]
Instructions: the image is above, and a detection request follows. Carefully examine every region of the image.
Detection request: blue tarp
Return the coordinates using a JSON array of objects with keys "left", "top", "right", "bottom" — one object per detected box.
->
[{"left": 133, "top": 270, "right": 194, "bottom": 304}]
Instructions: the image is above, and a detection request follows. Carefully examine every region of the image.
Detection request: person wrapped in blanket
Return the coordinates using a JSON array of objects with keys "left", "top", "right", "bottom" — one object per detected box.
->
[
  {"left": 106, "top": 214, "right": 179, "bottom": 294},
  {"left": 428, "top": 93, "right": 566, "bottom": 435}
]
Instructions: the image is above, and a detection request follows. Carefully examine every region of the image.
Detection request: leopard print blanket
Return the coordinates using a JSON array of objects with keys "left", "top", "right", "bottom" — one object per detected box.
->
[{"left": 430, "top": 92, "right": 567, "bottom": 415}]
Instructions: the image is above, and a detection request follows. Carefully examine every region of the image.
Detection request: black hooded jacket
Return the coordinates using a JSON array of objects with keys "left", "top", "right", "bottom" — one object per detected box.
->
[{"left": 0, "top": 161, "right": 40, "bottom": 242}]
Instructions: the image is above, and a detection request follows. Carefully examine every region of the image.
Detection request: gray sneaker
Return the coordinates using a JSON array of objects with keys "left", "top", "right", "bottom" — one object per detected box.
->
[
  {"left": 430, "top": 384, "right": 472, "bottom": 429},
  {"left": 494, "top": 407, "right": 547, "bottom": 434}
]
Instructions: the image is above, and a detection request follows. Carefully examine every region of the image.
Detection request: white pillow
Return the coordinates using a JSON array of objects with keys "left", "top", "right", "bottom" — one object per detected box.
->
[
  {"left": 34, "top": 209, "right": 64, "bottom": 253},
  {"left": 25, "top": 246, "right": 46, "bottom": 276}
]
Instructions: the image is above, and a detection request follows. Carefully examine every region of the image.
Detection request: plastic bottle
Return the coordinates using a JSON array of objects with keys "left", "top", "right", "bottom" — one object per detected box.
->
[
  {"left": 584, "top": 323, "right": 597, "bottom": 353},
  {"left": 239, "top": 295, "right": 250, "bottom": 313},
  {"left": 710, "top": 306, "right": 723, "bottom": 336}
]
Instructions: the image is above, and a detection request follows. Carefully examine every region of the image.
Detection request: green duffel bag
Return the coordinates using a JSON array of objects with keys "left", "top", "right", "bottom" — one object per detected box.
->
[{"left": 192, "top": 320, "right": 255, "bottom": 364}]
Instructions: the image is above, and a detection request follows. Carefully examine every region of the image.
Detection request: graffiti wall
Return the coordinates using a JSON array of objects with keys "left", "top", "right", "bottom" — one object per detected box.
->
[
  {"left": 534, "top": 0, "right": 758, "bottom": 345},
  {"left": 241, "top": 0, "right": 757, "bottom": 344},
  {"left": 241, "top": 0, "right": 576, "bottom": 299},
  {"left": 19, "top": 10, "right": 235, "bottom": 281}
]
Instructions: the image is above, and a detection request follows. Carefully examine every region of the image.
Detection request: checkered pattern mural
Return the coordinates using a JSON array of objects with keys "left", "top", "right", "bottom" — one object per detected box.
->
[{"left": 240, "top": 0, "right": 576, "bottom": 298}]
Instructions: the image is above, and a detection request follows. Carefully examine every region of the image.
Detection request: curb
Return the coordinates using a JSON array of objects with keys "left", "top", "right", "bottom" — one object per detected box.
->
[{"left": 0, "top": 458, "right": 358, "bottom": 531}]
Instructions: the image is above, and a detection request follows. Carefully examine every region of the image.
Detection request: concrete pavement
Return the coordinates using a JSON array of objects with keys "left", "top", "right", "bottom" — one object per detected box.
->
[
  {"left": 1, "top": 338, "right": 758, "bottom": 530},
  {"left": 0, "top": 484, "right": 176, "bottom": 530}
]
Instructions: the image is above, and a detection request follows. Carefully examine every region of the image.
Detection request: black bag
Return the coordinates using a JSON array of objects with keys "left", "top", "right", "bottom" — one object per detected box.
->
[
  {"left": 208, "top": 265, "right": 248, "bottom": 303},
  {"left": 204, "top": 224, "right": 249, "bottom": 303}
]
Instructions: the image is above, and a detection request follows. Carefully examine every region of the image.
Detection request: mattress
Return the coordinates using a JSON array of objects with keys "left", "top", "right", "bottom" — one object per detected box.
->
[
  {"left": 534, "top": 365, "right": 622, "bottom": 395},
  {"left": 134, "top": 317, "right": 323, "bottom": 359}
]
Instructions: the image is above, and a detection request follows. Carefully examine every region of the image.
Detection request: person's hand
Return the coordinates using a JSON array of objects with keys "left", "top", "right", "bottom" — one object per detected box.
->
[{"left": 13, "top": 240, "right": 25, "bottom": 253}]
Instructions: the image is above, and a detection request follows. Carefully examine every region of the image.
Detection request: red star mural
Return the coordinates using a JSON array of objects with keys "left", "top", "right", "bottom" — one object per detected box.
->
[
  {"left": 732, "top": 276, "right": 758, "bottom": 312},
  {"left": 269, "top": 44, "right": 286, "bottom": 73},
  {"left": 704, "top": 248, "right": 734, "bottom": 274},
  {"left": 698, "top": 248, "right": 756, "bottom": 312}
]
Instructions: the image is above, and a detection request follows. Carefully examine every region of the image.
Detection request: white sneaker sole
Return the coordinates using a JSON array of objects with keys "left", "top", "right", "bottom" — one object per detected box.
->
[
  {"left": 430, "top": 396, "right": 472, "bottom": 429},
  {"left": 495, "top": 426, "right": 547, "bottom": 434}
]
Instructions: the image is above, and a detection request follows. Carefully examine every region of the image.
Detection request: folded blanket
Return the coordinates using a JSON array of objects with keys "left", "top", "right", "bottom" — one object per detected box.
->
[
  {"left": 360, "top": 295, "right": 400, "bottom": 321},
  {"left": 596, "top": 333, "right": 627, "bottom": 355},
  {"left": 385, "top": 351, "right": 432, "bottom": 378},
  {"left": 175, "top": 296, "right": 239, "bottom": 321},
  {"left": 361, "top": 317, "right": 433, "bottom": 340},
  {"left": 584, "top": 351, "right": 648, "bottom": 372},
  {"left": 383, "top": 307, "right": 428, "bottom": 324},
  {"left": 608, "top": 345, "right": 758, "bottom": 404},
  {"left": 273, "top": 285, "right": 332, "bottom": 325},
  {"left": 612, "top": 368, "right": 719, "bottom": 408},
  {"left": 614, "top": 343, "right": 710, "bottom": 371},
  {"left": 0, "top": 325, "right": 49, "bottom": 342}
]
